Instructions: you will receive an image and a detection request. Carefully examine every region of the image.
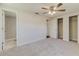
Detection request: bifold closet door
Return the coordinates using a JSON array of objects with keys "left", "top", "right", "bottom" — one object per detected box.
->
[
  {"left": 69, "top": 16, "right": 77, "bottom": 41},
  {"left": 58, "top": 18, "right": 63, "bottom": 39}
]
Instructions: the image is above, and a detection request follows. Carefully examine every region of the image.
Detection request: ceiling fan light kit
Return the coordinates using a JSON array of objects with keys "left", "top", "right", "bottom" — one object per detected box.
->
[{"left": 48, "top": 11, "right": 56, "bottom": 15}]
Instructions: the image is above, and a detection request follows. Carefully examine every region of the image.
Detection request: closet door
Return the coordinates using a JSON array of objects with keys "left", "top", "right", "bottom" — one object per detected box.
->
[
  {"left": 58, "top": 18, "right": 63, "bottom": 39},
  {"left": 69, "top": 16, "right": 77, "bottom": 42}
]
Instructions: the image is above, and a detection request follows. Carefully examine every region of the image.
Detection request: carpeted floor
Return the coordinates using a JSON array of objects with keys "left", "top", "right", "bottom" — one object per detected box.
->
[{"left": 0, "top": 38, "right": 79, "bottom": 56}]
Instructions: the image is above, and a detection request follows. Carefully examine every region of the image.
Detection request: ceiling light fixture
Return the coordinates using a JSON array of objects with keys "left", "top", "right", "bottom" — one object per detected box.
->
[
  {"left": 48, "top": 11, "right": 56, "bottom": 15},
  {"left": 48, "top": 11, "right": 51, "bottom": 14}
]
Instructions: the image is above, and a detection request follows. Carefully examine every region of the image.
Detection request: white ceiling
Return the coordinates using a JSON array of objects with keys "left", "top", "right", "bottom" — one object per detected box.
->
[{"left": 0, "top": 3, "right": 79, "bottom": 17}]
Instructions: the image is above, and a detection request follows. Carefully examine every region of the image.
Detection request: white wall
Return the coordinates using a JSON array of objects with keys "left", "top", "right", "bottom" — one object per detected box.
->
[
  {"left": 17, "top": 12, "right": 47, "bottom": 46},
  {"left": 49, "top": 12, "right": 79, "bottom": 42},
  {"left": 48, "top": 18, "right": 58, "bottom": 38},
  {"left": 63, "top": 16, "right": 69, "bottom": 41}
]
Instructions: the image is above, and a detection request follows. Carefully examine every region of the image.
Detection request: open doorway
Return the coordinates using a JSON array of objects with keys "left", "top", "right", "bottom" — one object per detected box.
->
[
  {"left": 69, "top": 15, "right": 78, "bottom": 42},
  {"left": 58, "top": 18, "right": 63, "bottom": 39},
  {"left": 4, "top": 11, "right": 16, "bottom": 50}
]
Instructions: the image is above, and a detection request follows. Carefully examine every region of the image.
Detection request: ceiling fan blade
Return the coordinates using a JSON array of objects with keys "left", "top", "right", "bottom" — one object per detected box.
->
[
  {"left": 35, "top": 12, "right": 48, "bottom": 15},
  {"left": 57, "top": 3, "right": 63, "bottom": 7},
  {"left": 42, "top": 12, "right": 48, "bottom": 14},
  {"left": 41, "top": 7, "right": 48, "bottom": 10},
  {"left": 35, "top": 12, "right": 40, "bottom": 15},
  {"left": 55, "top": 9, "right": 66, "bottom": 11}
]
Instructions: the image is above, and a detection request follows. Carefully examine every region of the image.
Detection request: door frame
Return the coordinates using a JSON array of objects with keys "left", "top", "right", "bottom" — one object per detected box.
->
[
  {"left": 2, "top": 9, "right": 17, "bottom": 50},
  {"left": 57, "top": 18, "right": 63, "bottom": 39}
]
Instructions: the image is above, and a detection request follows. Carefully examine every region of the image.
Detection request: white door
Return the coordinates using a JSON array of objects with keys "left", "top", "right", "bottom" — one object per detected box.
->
[{"left": 0, "top": 10, "right": 4, "bottom": 51}]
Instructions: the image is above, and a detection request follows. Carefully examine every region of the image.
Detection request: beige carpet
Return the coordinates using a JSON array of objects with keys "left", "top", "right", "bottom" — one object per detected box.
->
[{"left": 0, "top": 38, "right": 79, "bottom": 56}]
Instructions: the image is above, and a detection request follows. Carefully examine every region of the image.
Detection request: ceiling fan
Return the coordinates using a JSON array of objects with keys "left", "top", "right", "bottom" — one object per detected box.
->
[{"left": 35, "top": 3, "right": 66, "bottom": 15}]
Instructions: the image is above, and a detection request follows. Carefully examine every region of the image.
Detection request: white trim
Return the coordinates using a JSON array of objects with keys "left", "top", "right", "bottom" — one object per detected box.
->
[{"left": 2, "top": 9, "right": 17, "bottom": 49}]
